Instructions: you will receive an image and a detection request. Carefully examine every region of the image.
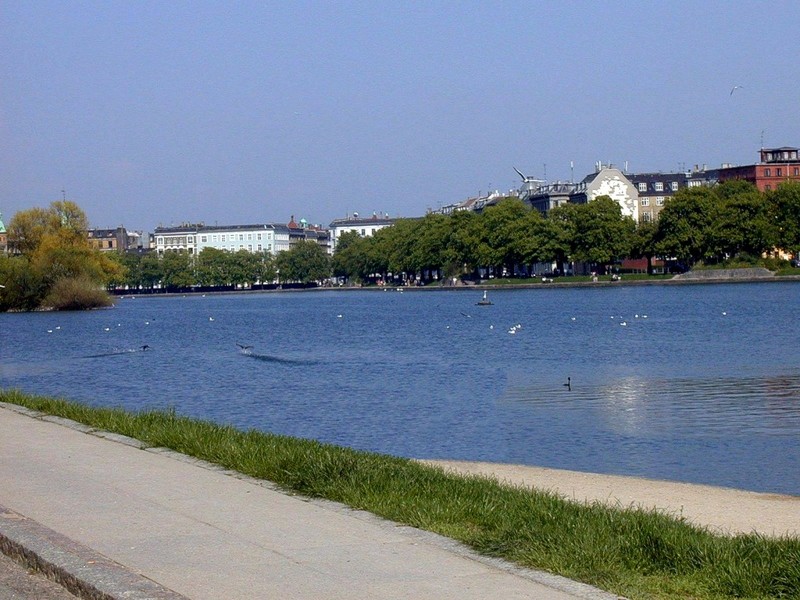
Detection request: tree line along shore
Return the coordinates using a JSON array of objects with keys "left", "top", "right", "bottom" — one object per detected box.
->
[{"left": 2, "top": 180, "right": 799, "bottom": 311}]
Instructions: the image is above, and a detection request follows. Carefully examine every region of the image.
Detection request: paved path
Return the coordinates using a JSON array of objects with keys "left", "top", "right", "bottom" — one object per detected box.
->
[{"left": 0, "top": 403, "right": 614, "bottom": 600}]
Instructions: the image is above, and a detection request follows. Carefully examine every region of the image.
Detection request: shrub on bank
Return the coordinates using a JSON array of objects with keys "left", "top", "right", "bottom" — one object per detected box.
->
[{"left": 42, "top": 275, "right": 114, "bottom": 310}]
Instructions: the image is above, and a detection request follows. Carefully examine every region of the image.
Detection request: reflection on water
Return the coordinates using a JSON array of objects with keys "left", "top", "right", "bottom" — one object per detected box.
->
[
  {"left": 2, "top": 283, "right": 800, "bottom": 495},
  {"left": 503, "top": 373, "right": 800, "bottom": 437}
]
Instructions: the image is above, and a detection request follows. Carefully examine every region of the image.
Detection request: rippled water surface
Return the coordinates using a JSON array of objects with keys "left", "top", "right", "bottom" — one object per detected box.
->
[{"left": 2, "top": 282, "right": 799, "bottom": 495}]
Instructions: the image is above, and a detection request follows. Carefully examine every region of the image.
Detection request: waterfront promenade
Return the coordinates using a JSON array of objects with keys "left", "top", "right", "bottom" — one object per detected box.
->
[
  {"left": 0, "top": 402, "right": 614, "bottom": 599},
  {"left": 2, "top": 402, "right": 798, "bottom": 599}
]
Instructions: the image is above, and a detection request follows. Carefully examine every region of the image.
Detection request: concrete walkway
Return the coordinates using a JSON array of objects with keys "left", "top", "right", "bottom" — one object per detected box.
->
[{"left": 0, "top": 403, "right": 615, "bottom": 600}]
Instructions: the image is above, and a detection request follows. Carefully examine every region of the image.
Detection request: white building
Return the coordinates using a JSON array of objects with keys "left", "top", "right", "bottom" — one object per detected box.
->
[
  {"left": 153, "top": 225, "right": 199, "bottom": 254},
  {"left": 154, "top": 223, "right": 294, "bottom": 256},
  {"left": 329, "top": 213, "right": 395, "bottom": 252},
  {"left": 570, "top": 165, "right": 639, "bottom": 221},
  {"left": 195, "top": 224, "right": 289, "bottom": 255}
]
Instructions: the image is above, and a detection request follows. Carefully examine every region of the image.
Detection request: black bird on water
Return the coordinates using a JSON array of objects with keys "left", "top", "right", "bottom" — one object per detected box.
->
[
  {"left": 563, "top": 377, "right": 571, "bottom": 391},
  {"left": 141, "top": 345, "right": 150, "bottom": 351},
  {"left": 236, "top": 343, "right": 253, "bottom": 352}
]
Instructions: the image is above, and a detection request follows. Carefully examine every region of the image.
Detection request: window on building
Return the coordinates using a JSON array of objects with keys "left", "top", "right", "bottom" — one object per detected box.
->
[
  {"left": 765, "top": 168, "right": 771, "bottom": 176},
  {"left": 221, "top": 235, "right": 226, "bottom": 242},
  {"left": 794, "top": 167, "right": 800, "bottom": 176},
  {"left": 654, "top": 181, "right": 664, "bottom": 192},
  {"left": 776, "top": 168, "right": 783, "bottom": 177},
  {"left": 640, "top": 198, "right": 650, "bottom": 206},
  {"left": 157, "top": 237, "right": 163, "bottom": 245},
  {"left": 656, "top": 197, "right": 665, "bottom": 206},
  {"left": 239, "top": 234, "right": 244, "bottom": 241},
  {"left": 641, "top": 212, "right": 652, "bottom": 222},
  {"left": 257, "top": 233, "right": 262, "bottom": 240},
  {"left": 188, "top": 236, "right": 193, "bottom": 243},
  {"left": 638, "top": 182, "right": 647, "bottom": 192},
  {"left": 361, "top": 229, "right": 366, "bottom": 235},
  {"left": 248, "top": 245, "right": 252, "bottom": 251},
  {"left": 671, "top": 181, "right": 678, "bottom": 191},
  {"left": 257, "top": 244, "right": 262, "bottom": 251},
  {"left": 765, "top": 184, "right": 772, "bottom": 191},
  {"left": 247, "top": 234, "right": 252, "bottom": 240},
  {"left": 201, "top": 236, "right": 207, "bottom": 242}
]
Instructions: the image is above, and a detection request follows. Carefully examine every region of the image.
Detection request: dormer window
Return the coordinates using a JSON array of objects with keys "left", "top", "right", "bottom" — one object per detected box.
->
[
  {"left": 638, "top": 182, "right": 647, "bottom": 192},
  {"left": 654, "top": 182, "right": 664, "bottom": 192}
]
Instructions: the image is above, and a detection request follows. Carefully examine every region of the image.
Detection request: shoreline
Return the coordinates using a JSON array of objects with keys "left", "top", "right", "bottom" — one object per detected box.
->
[
  {"left": 419, "top": 459, "right": 800, "bottom": 538},
  {"left": 113, "top": 271, "right": 800, "bottom": 299}
]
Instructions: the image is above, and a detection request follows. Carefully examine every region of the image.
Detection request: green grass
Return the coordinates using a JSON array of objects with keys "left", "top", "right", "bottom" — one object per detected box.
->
[{"left": 3, "top": 389, "right": 799, "bottom": 600}]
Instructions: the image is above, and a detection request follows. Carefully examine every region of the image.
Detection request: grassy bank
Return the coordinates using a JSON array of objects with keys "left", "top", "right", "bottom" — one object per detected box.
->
[{"left": 2, "top": 390, "right": 798, "bottom": 600}]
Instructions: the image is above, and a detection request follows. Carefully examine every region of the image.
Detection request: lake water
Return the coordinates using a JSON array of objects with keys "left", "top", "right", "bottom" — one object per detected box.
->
[{"left": 2, "top": 282, "right": 799, "bottom": 496}]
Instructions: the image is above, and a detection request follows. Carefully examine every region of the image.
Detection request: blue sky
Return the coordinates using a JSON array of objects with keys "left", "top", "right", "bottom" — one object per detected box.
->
[{"left": 2, "top": 1, "right": 799, "bottom": 233}]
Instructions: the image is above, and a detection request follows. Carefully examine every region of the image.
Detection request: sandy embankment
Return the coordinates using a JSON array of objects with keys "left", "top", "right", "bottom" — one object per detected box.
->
[{"left": 419, "top": 460, "right": 799, "bottom": 538}]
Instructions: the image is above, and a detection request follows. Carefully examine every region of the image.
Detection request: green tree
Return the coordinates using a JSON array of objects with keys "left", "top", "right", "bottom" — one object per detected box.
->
[
  {"left": 381, "top": 219, "right": 422, "bottom": 280},
  {"left": 228, "top": 249, "right": 271, "bottom": 287},
  {"left": 0, "top": 254, "right": 46, "bottom": 311},
  {"left": 196, "top": 248, "right": 230, "bottom": 287},
  {"left": 656, "top": 187, "right": 717, "bottom": 267},
  {"left": 411, "top": 214, "right": 449, "bottom": 281},
  {"left": 443, "top": 210, "right": 483, "bottom": 278},
  {"left": 540, "top": 203, "right": 579, "bottom": 273},
  {"left": 571, "top": 196, "right": 635, "bottom": 274},
  {"left": 767, "top": 181, "right": 800, "bottom": 257},
  {"left": 331, "top": 231, "right": 368, "bottom": 283},
  {"left": 253, "top": 251, "right": 277, "bottom": 285},
  {"left": 139, "top": 253, "right": 163, "bottom": 290},
  {"left": 160, "top": 252, "right": 194, "bottom": 291},
  {"left": 708, "top": 182, "right": 775, "bottom": 261},
  {"left": 480, "top": 198, "right": 534, "bottom": 276},
  {"left": 630, "top": 220, "right": 660, "bottom": 274},
  {"left": 6, "top": 207, "right": 56, "bottom": 255},
  {"left": 275, "top": 240, "right": 330, "bottom": 284},
  {"left": 5, "top": 201, "right": 122, "bottom": 310}
]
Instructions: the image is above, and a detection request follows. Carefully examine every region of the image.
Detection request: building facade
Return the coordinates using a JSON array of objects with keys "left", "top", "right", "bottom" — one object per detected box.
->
[
  {"left": 194, "top": 224, "right": 287, "bottom": 255},
  {"left": 570, "top": 166, "right": 639, "bottom": 221},
  {"left": 717, "top": 147, "right": 800, "bottom": 192},
  {"left": 524, "top": 182, "right": 575, "bottom": 214},
  {"left": 87, "top": 227, "right": 142, "bottom": 252},
  {"left": 153, "top": 225, "right": 199, "bottom": 254},
  {"left": 625, "top": 172, "right": 689, "bottom": 222},
  {"left": 329, "top": 213, "right": 395, "bottom": 252},
  {"left": 154, "top": 219, "right": 328, "bottom": 256}
]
